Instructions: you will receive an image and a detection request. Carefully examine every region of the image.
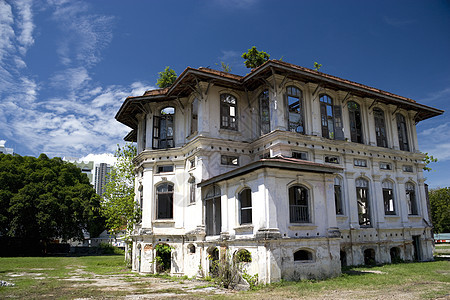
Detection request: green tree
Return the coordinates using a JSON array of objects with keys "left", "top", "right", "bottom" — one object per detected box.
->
[
  {"left": 156, "top": 66, "right": 177, "bottom": 88},
  {"left": 241, "top": 46, "right": 270, "bottom": 68},
  {"left": 423, "top": 153, "right": 437, "bottom": 172},
  {"left": 0, "top": 153, "right": 103, "bottom": 244},
  {"left": 429, "top": 187, "right": 450, "bottom": 233},
  {"left": 313, "top": 62, "right": 322, "bottom": 71},
  {"left": 101, "top": 143, "right": 139, "bottom": 234}
]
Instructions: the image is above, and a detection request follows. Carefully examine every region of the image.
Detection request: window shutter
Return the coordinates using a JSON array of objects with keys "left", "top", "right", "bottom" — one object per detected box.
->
[
  {"left": 334, "top": 105, "right": 344, "bottom": 140},
  {"left": 320, "top": 103, "right": 328, "bottom": 138}
]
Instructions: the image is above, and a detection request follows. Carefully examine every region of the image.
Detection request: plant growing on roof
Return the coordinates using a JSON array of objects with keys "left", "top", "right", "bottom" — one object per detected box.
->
[
  {"left": 241, "top": 46, "right": 270, "bottom": 68},
  {"left": 313, "top": 62, "right": 322, "bottom": 71},
  {"left": 156, "top": 66, "right": 177, "bottom": 88}
]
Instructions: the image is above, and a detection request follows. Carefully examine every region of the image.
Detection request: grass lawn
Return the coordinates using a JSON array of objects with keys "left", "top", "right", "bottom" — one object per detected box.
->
[{"left": 0, "top": 255, "right": 449, "bottom": 299}]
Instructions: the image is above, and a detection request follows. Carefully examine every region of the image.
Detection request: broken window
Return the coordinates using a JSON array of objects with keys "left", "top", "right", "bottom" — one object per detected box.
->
[
  {"left": 334, "top": 177, "right": 344, "bottom": 215},
  {"left": 320, "top": 94, "right": 344, "bottom": 140},
  {"left": 292, "top": 151, "right": 308, "bottom": 160},
  {"left": 286, "top": 86, "right": 304, "bottom": 134},
  {"left": 382, "top": 180, "right": 395, "bottom": 215},
  {"left": 238, "top": 188, "right": 252, "bottom": 225},
  {"left": 156, "top": 182, "right": 173, "bottom": 219},
  {"left": 293, "top": 249, "right": 313, "bottom": 261},
  {"left": 153, "top": 107, "right": 175, "bottom": 149},
  {"left": 289, "top": 185, "right": 310, "bottom": 223},
  {"left": 406, "top": 182, "right": 418, "bottom": 215},
  {"left": 220, "top": 93, "right": 237, "bottom": 130},
  {"left": 356, "top": 178, "right": 371, "bottom": 227},
  {"left": 374, "top": 108, "right": 388, "bottom": 148},
  {"left": 259, "top": 89, "right": 271, "bottom": 135},
  {"left": 221, "top": 155, "right": 239, "bottom": 166},
  {"left": 396, "top": 113, "right": 410, "bottom": 151},
  {"left": 205, "top": 185, "right": 221, "bottom": 236},
  {"left": 348, "top": 101, "right": 363, "bottom": 144},
  {"left": 325, "top": 156, "right": 339, "bottom": 164}
]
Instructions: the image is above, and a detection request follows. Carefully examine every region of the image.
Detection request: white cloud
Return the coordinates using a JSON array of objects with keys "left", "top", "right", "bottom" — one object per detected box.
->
[
  {"left": 418, "top": 122, "right": 450, "bottom": 161},
  {"left": 420, "top": 87, "right": 450, "bottom": 104},
  {"left": 51, "top": 67, "right": 91, "bottom": 91},
  {"left": 80, "top": 153, "right": 117, "bottom": 166},
  {"left": 14, "top": 0, "right": 35, "bottom": 55}
]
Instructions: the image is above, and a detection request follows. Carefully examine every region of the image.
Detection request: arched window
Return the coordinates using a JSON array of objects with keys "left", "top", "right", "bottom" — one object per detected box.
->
[
  {"left": 191, "top": 98, "right": 198, "bottom": 134},
  {"left": 238, "top": 188, "right": 252, "bottom": 225},
  {"left": 234, "top": 249, "right": 252, "bottom": 263},
  {"left": 189, "top": 176, "right": 196, "bottom": 204},
  {"left": 187, "top": 244, "right": 196, "bottom": 254},
  {"left": 220, "top": 93, "right": 237, "bottom": 130},
  {"left": 334, "top": 177, "right": 343, "bottom": 215},
  {"left": 293, "top": 249, "right": 313, "bottom": 261},
  {"left": 205, "top": 185, "right": 221, "bottom": 236},
  {"left": 153, "top": 107, "right": 175, "bottom": 149},
  {"left": 156, "top": 182, "right": 173, "bottom": 219},
  {"left": 320, "top": 94, "right": 344, "bottom": 140},
  {"left": 382, "top": 180, "right": 395, "bottom": 215},
  {"left": 259, "top": 90, "right": 270, "bottom": 135},
  {"left": 396, "top": 114, "right": 410, "bottom": 151},
  {"left": 289, "top": 185, "right": 309, "bottom": 223},
  {"left": 406, "top": 182, "right": 418, "bottom": 215},
  {"left": 356, "top": 178, "right": 371, "bottom": 227},
  {"left": 374, "top": 108, "right": 388, "bottom": 148},
  {"left": 286, "top": 86, "right": 304, "bottom": 134},
  {"left": 348, "top": 101, "right": 363, "bottom": 143}
]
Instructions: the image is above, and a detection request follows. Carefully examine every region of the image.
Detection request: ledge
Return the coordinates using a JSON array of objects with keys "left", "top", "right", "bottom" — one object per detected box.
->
[
  {"left": 152, "top": 220, "right": 175, "bottom": 228},
  {"left": 233, "top": 225, "right": 254, "bottom": 234},
  {"left": 288, "top": 224, "right": 318, "bottom": 230}
]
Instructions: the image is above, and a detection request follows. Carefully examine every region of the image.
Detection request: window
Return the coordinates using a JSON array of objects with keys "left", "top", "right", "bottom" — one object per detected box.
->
[
  {"left": 205, "top": 185, "right": 221, "bottom": 236},
  {"left": 220, "top": 93, "right": 237, "bottom": 130},
  {"left": 356, "top": 178, "right": 371, "bottom": 227},
  {"left": 286, "top": 86, "right": 304, "bottom": 133},
  {"left": 235, "top": 249, "right": 252, "bottom": 263},
  {"left": 191, "top": 98, "right": 198, "bottom": 134},
  {"left": 189, "top": 158, "right": 195, "bottom": 169},
  {"left": 382, "top": 180, "right": 395, "bottom": 215},
  {"left": 320, "top": 94, "right": 344, "bottom": 140},
  {"left": 373, "top": 108, "right": 388, "bottom": 148},
  {"left": 293, "top": 249, "right": 313, "bottom": 261},
  {"left": 325, "top": 156, "right": 339, "bottom": 164},
  {"left": 406, "top": 182, "right": 418, "bottom": 215},
  {"left": 403, "top": 165, "right": 413, "bottom": 172},
  {"left": 354, "top": 159, "right": 367, "bottom": 167},
  {"left": 153, "top": 107, "right": 175, "bottom": 149},
  {"left": 221, "top": 155, "right": 239, "bottom": 166},
  {"left": 348, "top": 101, "right": 363, "bottom": 143},
  {"left": 289, "top": 185, "right": 310, "bottom": 223},
  {"left": 238, "top": 188, "right": 252, "bottom": 225},
  {"left": 380, "top": 162, "right": 391, "bottom": 170},
  {"left": 259, "top": 90, "right": 270, "bottom": 135},
  {"left": 156, "top": 182, "right": 173, "bottom": 219},
  {"left": 396, "top": 114, "right": 410, "bottom": 151},
  {"left": 141, "top": 117, "right": 147, "bottom": 149},
  {"left": 189, "top": 176, "right": 196, "bottom": 204},
  {"left": 335, "top": 177, "right": 343, "bottom": 215},
  {"left": 188, "top": 244, "right": 196, "bottom": 254},
  {"left": 292, "top": 151, "right": 308, "bottom": 160},
  {"left": 157, "top": 165, "right": 174, "bottom": 173}
]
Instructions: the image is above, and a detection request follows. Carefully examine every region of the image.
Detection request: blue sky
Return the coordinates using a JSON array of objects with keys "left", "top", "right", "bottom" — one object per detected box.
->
[{"left": 0, "top": 0, "right": 449, "bottom": 188}]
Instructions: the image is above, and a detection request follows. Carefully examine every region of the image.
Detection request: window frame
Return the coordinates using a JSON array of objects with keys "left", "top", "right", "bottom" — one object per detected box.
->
[
  {"left": 356, "top": 178, "right": 371, "bottom": 227},
  {"left": 220, "top": 93, "right": 238, "bottom": 130},
  {"left": 204, "top": 185, "right": 222, "bottom": 236},
  {"left": 156, "top": 182, "right": 174, "bottom": 220},
  {"left": 348, "top": 101, "right": 363, "bottom": 144},
  {"left": 238, "top": 188, "right": 252, "bottom": 225},
  {"left": 288, "top": 185, "right": 310, "bottom": 223},
  {"left": 406, "top": 182, "right": 418, "bottom": 215},
  {"left": 334, "top": 177, "right": 344, "bottom": 215},
  {"left": 373, "top": 108, "right": 388, "bottom": 148},
  {"left": 153, "top": 106, "right": 175, "bottom": 149},
  {"left": 286, "top": 86, "right": 305, "bottom": 134},
  {"left": 189, "top": 176, "right": 196, "bottom": 204},
  {"left": 190, "top": 98, "right": 199, "bottom": 135},
  {"left": 382, "top": 180, "right": 396, "bottom": 215},
  {"left": 396, "top": 113, "right": 410, "bottom": 151}
]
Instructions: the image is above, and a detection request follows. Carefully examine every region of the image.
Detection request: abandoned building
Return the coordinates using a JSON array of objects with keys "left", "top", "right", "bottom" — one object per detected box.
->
[{"left": 115, "top": 59, "right": 443, "bottom": 283}]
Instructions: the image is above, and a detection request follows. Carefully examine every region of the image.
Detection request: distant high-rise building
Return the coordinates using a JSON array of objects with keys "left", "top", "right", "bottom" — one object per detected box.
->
[{"left": 95, "top": 163, "right": 111, "bottom": 196}]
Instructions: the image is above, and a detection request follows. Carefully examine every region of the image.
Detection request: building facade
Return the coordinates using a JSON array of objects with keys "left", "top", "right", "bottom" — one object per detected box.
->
[
  {"left": 95, "top": 162, "right": 111, "bottom": 196},
  {"left": 115, "top": 60, "right": 443, "bottom": 283}
]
